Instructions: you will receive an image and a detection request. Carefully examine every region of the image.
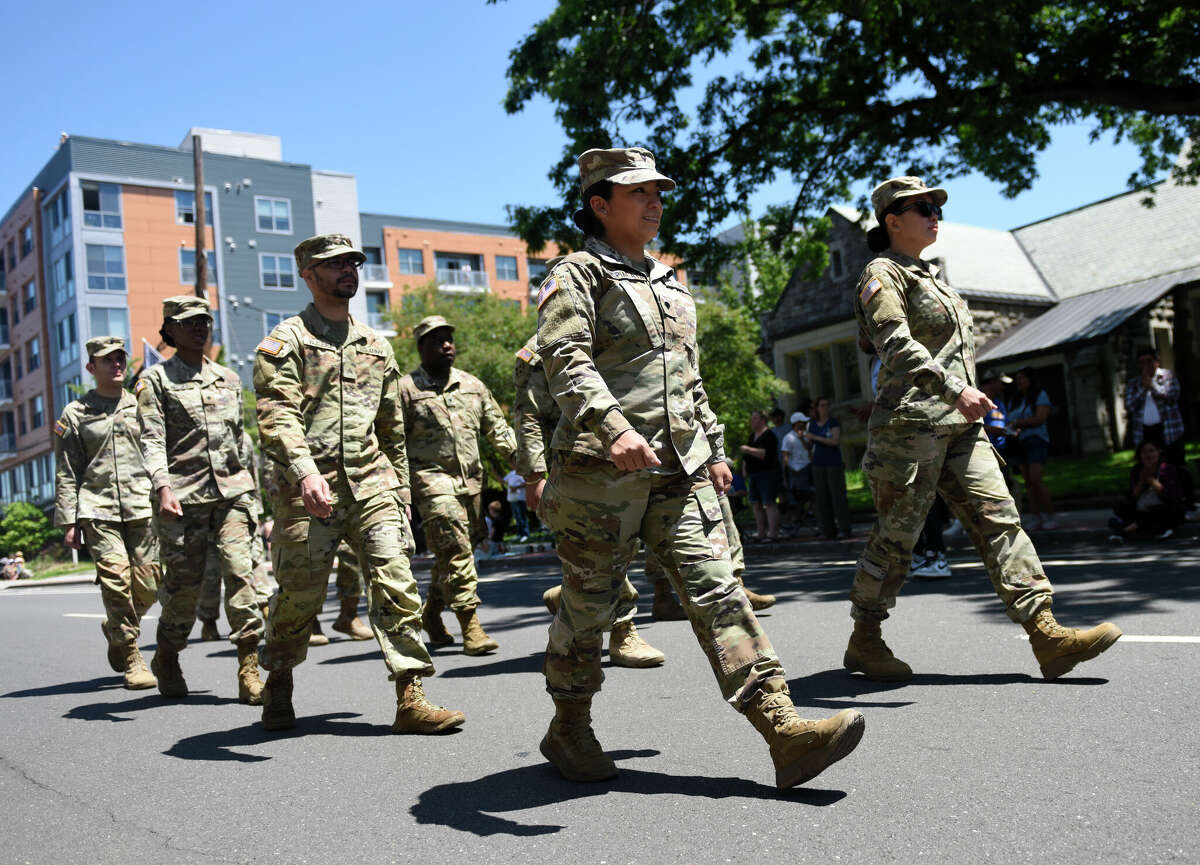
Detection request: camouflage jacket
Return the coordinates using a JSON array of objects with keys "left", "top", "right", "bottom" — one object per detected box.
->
[
  {"left": 534, "top": 236, "right": 725, "bottom": 474},
  {"left": 137, "top": 356, "right": 255, "bottom": 504},
  {"left": 53, "top": 389, "right": 153, "bottom": 525},
  {"left": 254, "top": 304, "right": 409, "bottom": 504},
  {"left": 398, "top": 365, "right": 515, "bottom": 501},
  {"left": 513, "top": 336, "right": 557, "bottom": 478},
  {"left": 854, "top": 250, "right": 975, "bottom": 429}
]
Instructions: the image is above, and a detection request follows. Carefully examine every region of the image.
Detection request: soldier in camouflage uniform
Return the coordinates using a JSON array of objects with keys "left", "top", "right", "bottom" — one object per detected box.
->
[
  {"left": 54, "top": 336, "right": 159, "bottom": 689},
  {"left": 847, "top": 176, "right": 1120, "bottom": 681},
  {"left": 399, "top": 315, "right": 516, "bottom": 655},
  {"left": 138, "top": 296, "right": 265, "bottom": 704},
  {"left": 514, "top": 334, "right": 664, "bottom": 668},
  {"left": 534, "top": 147, "right": 864, "bottom": 790},
  {"left": 255, "top": 234, "right": 462, "bottom": 734}
]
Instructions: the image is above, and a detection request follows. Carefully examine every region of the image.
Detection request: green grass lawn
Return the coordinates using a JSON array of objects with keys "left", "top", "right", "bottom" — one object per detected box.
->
[{"left": 20, "top": 554, "right": 94, "bottom": 581}]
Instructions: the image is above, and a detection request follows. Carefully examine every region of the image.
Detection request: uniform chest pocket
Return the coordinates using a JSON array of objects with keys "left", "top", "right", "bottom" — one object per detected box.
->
[
  {"left": 908, "top": 283, "right": 955, "bottom": 342},
  {"left": 300, "top": 338, "right": 342, "bottom": 391},
  {"left": 596, "top": 282, "right": 664, "bottom": 350},
  {"left": 166, "top": 383, "right": 206, "bottom": 426},
  {"left": 657, "top": 283, "right": 695, "bottom": 347},
  {"left": 204, "top": 382, "right": 243, "bottom": 423},
  {"left": 409, "top": 392, "right": 449, "bottom": 435}
]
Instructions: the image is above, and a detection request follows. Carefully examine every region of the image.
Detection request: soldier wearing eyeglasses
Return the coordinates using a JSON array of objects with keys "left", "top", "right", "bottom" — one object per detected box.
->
[{"left": 846, "top": 176, "right": 1120, "bottom": 683}]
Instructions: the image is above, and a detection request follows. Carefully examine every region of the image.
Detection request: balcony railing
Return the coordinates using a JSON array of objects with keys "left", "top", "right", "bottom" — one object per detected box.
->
[
  {"left": 0, "top": 433, "right": 15, "bottom": 456},
  {"left": 363, "top": 264, "right": 391, "bottom": 284},
  {"left": 0, "top": 379, "right": 12, "bottom": 404},
  {"left": 367, "top": 312, "right": 396, "bottom": 333},
  {"left": 7, "top": 481, "right": 55, "bottom": 506},
  {"left": 436, "top": 269, "right": 489, "bottom": 293}
]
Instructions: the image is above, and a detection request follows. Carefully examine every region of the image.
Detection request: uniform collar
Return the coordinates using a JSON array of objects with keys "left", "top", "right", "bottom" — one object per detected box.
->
[
  {"left": 882, "top": 249, "right": 941, "bottom": 280},
  {"left": 584, "top": 236, "right": 679, "bottom": 284},
  {"left": 166, "top": 354, "right": 220, "bottom": 383},
  {"left": 83, "top": 389, "right": 127, "bottom": 409},
  {"left": 413, "top": 364, "right": 463, "bottom": 391},
  {"left": 300, "top": 303, "right": 368, "bottom": 345}
]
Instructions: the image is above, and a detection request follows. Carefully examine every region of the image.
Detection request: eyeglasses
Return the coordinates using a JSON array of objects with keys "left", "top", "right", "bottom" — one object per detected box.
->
[
  {"left": 891, "top": 200, "right": 943, "bottom": 219},
  {"left": 320, "top": 257, "right": 364, "bottom": 272}
]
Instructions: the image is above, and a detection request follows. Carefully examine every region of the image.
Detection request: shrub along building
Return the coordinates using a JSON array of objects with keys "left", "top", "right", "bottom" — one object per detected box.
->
[{"left": 763, "top": 177, "right": 1200, "bottom": 466}]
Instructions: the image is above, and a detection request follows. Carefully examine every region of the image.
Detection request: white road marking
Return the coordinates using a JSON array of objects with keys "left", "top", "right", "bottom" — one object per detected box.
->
[{"left": 1017, "top": 634, "right": 1199, "bottom": 643}]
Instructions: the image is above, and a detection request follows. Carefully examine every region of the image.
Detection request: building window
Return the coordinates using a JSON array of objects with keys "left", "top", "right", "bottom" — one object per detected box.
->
[
  {"left": 435, "top": 252, "right": 486, "bottom": 289},
  {"left": 23, "top": 280, "right": 36, "bottom": 315},
  {"left": 6, "top": 238, "right": 15, "bottom": 270},
  {"left": 46, "top": 191, "right": 70, "bottom": 245},
  {"left": 26, "top": 338, "right": 41, "bottom": 372},
  {"left": 830, "top": 249, "right": 844, "bottom": 279},
  {"left": 834, "top": 340, "right": 861, "bottom": 400},
  {"left": 10, "top": 298, "right": 18, "bottom": 326},
  {"left": 363, "top": 246, "right": 382, "bottom": 265},
  {"left": 85, "top": 245, "right": 126, "bottom": 291},
  {"left": 179, "top": 249, "right": 218, "bottom": 285},
  {"left": 496, "top": 255, "right": 518, "bottom": 281},
  {"left": 254, "top": 196, "right": 292, "bottom": 234},
  {"left": 57, "top": 314, "right": 78, "bottom": 367},
  {"left": 174, "top": 190, "right": 214, "bottom": 226},
  {"left": 81, "top": 181, "right": 122, "bottom": 228},
  {"left": 527, "top": 258, "right": 548, "bottom": 286},
  {"left": 89, "top": 307, "right": 130, "bottom": 352},
  {"left": 51, "top": 251, "right": 74, "bottom": 306},
  {"left": 396, "top": 248, "right": 424, "bottom": 275},
  {"left": 20, "top": 224, "right": 33, "bottom": 258},
  {"left": 259, "top": 254, "right": 296, "bottom": 290},
  {"left": 13, "top": 346, "right": 22, "bottom": 378},
  {"left": 30, "top": 395, "right": 44, "bottom": 429},
  {"left": 365, "top": 291, "right": 389, "bottom": 329},
  {"left": 0, "top": 308, "right": 6, "bottom": 346},
  {"left": 263, "top": 312, "right": 288, "bottom": 334},
  {"left": 62, "top": 375, "right": 82, "bottom": 409}
]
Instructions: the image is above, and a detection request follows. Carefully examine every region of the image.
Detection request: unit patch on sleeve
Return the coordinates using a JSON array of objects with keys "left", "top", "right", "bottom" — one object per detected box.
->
[
  {"left": 516, "top": 346, "right": 535, "bottom": 364},
  {"left": 859, "top": 277, "right": 883, "bottom": 307},
  {"left": 134, "top": 378, "right": 146, "bottom": 395},
  {"left": 54, "top": 418, "right": 68, "bottom": 438},
  {"left": 536, "top": 277, "right": 559, "bottom": 310},
  {"left": 257, "top": 337, "right": 285, "bottom": 356}
]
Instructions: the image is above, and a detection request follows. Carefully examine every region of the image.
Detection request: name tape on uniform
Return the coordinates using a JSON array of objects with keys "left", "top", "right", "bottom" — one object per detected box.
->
[
  {"left": 537, "top": 277, "right": 559, "bottom": 310},
  {"left": 859, "top": 277, "right": 883, "bottom": 306}
]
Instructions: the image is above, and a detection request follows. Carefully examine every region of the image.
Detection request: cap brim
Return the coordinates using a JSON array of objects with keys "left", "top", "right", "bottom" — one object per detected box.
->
[
  {"left": 173, "top": 309, "right": 213, "bottom": 321},
  {"left": 608, "top": 168, "right": 676, "bottom": 191},
  {"left": 891, "top": 187, "right": 948, "bottom": 208},
  {"left": 310, "top": 247, "right": 367, "bottom": 265},
  {"left": 91, "top": 345, "right": 125, "bottom": 357}
]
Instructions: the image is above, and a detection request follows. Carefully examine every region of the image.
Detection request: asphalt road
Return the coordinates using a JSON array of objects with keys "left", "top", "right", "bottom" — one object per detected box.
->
[{"left": 2, "top": 538, "right": 1197, "bottom": 865}]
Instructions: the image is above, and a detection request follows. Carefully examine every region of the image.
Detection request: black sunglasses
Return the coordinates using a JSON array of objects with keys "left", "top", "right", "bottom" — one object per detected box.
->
[{"left": 890, "top": 200, "right": 943, "bottom": 219}]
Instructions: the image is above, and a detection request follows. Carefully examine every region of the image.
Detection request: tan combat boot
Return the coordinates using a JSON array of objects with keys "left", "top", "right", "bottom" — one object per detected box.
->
[
  {"left": 843, "top": 618, "right": 914, "bottom": 681},
  {"left": 122, "top": 645, "right": 157, "bottom": 690},
  {"left": 332, "top": 597, "right": 373, "bottom": 640},
  {"left": 540, "top": 698, "right": 618, "bottom": 782},
  {"left": 543, "top": 584, "right": 562, "bottom": 615},
  {"left": 608, "top": 621, "right": 665, "bottom": 668},
  {"left": 745, "top": 678, "right": 865, "bottom": 789},
  {"left": 422, "top": 592, "right": 454, "bottom": 646},
  {"left": 309, "top": 618, "right": 330, "bottom": 647},
  {"left": 392, "top": 675, "right": 466, "bottom": 734},
  {"left": 739, "top": 576, "right": 777, "bottom": 611},
  {"left": 150, "top": 645, "right": 188, "bottom": 698},
  {"left": 237, "top": 643, "right": 264, "bottom": 705},
  {"left": 199, "top": 619, "right": 221, "bottom": 641},
  {"left": 261, "top": 669, "right": 295, "bottom": 730},
  {"left": 100, "top": 622, "right": 123, "bottom": 673},
  {"left": 1023, "top": 605, "right": 1121, "bottom": 680},
  {"left": 651, "top": 579, "right": 687, "bottom": 621},
  {"left": 455, "top": 608, "right": 499, "bottom": 655}
]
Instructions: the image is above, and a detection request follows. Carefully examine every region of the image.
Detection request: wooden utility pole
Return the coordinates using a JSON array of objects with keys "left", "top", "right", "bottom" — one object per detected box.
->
[{"left": 192, "top": 134, "right": 207, "bottom": 300}]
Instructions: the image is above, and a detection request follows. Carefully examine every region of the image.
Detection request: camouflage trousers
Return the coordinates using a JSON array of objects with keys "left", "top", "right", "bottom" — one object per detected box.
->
[
  {"left": 156, "top": 499, "right": 264, "bottom": 651},
  {"left": 851, "top": 422, "right": 1053, "bottom": 624},
  {"left": 81, "top": 518, "right": 160, "bottom": 648},
  {"left": 334, "top": 541, "right": 367, "bottom": 601},
  {"left": 540, "top": 453, "right": 782, "bottom": 709},
  {"left": 643, "top": 492, "right": 744, "bottom": 590},
  {"left": 260, "top": 483, "right": 433, "bottom": 680},
  {"left": 197, "top": 531, "right": 274, "bottom": 625},
  {"left": 418, "top": 492, "right": 484, "bottom": 612}
]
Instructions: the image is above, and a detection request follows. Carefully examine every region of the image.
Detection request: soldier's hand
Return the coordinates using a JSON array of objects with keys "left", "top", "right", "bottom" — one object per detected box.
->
[
  {"left": 609, "top": 430, "right": 662, "bottom": 472},
  {"left": 65, "top": 525, "right": 82, "bottom": 550},
  {"left": 157, "top": 486, "right": 183, "bottom": 519},
  {"left": 525, "top": 476, "right": 546, "bottom": 511},
  {"left": 954, "top": 386, "right": 995, "bottom": 423},
  {"left": 708, "top": 461, "right": 732, "bottom": 495},
  {"left": 300, "top": 474, "right": 333, "bottom": 519}
]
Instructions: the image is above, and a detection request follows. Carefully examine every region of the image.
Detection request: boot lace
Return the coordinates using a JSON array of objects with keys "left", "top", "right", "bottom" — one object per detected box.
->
[
  {"left": 758, "top": 691, "right": 804, "bottom": 731},
  {"left": 1036, "top": 609, "right": 1072, "bottom": 639}
]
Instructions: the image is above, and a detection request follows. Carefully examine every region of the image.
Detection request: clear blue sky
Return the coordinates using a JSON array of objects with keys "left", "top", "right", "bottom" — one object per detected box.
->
[{"left": 2, "top": 0, "right": 1151, "bottom": 236}]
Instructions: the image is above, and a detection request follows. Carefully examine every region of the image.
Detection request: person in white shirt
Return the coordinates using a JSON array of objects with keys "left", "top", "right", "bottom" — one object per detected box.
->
[
  {"left": 780, "top": 411, "right": 814, "bottom": 530},
  {"left": 502, "top": 463, "right": 530, "bottom": 541}
]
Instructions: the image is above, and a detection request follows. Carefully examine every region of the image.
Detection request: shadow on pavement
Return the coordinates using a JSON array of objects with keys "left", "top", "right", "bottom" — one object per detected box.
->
[
  {"left": 436, "top": 651, "right": 544, "bottom": 678},
  {"left": 789, "top": 668, "right": 1109, "bottom": 708},
  {"left": 411, "top": 748, "right": 844, "bottom": 836},
  {"left": 164, "top": 711, "right": 400, "bottom": 762},
  {"left": 65, "top": 691, "right": 239, "bottom": 723},
  {"left": 3, "top": 676, "right": 124, "bottom": 699}
]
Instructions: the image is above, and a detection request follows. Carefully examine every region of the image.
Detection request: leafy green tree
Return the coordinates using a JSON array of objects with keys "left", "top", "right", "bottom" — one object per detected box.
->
[
  {"left": 0, "top": 502, "right": 62, "bottom": 557},
  {"left": 497, "top": 0, "right": 1200, "bottom": 273}
]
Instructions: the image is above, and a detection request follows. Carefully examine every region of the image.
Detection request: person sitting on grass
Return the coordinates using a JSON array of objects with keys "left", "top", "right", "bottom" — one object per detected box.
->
[{"left": 1108, "top": 440, "right": 1186, "bottom": 543}]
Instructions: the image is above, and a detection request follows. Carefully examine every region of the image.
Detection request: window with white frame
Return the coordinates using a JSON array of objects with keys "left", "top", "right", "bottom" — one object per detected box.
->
[
  {"left": 179, "top": 249, "right": 218, "bottom": 285},
  {"left": 259, "top": 254, "right": 295, "bottom": 290},
  {"left": 496, "top": 255, "right": 518, "bottom": 281},
  {"left": 30, "top": 395, "right": 44, "bottom": 429},
  {"left": 263, "top": 311, "right": 288, "bottom": 334},
  {"left": 396, "top": 248, "right": 424, "bottom": 275},
  {"left": 23, "top": 280, "right": 36, "bottom": 315},
  {"left": 254, "top": 196, "right": 292, "bottom": 234},
  {"left": 46, "top": 190, "right": 70, "bottom": 245},
  {"left": 174, "top": 190, "right": 214, "bottom": 226},
  {"left": 26, "top": 338, "right": 40, "bottom": 372},
  {"left": 527, "top": 258, "right": 548, "bottom": 286},
  {"left": 81, "top": 181, "right": 122, "bottom": 228},
  {"left": 89, "top": 307, "right": 129, "bottom": 353},
  {"left": 20, "top": 224, "right": 33, "bottom": 257},
  {"left": 85, "top": 245, "right": 125, "bottom": 291},
  {"left": 63, "top": 375, "right": 82, "bottom": 409},
  {"left": 57, "top": 314, "right": 78, "bottom": 366},
  {"left": 51, "top": 251, "right": 74, "bottom": 306}
]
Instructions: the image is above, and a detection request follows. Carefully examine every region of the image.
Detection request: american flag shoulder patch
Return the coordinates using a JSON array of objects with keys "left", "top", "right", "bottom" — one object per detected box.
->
[
  {"left": 859, "top": 277, "right": 883, "bottom": 306},
  {"left": 257, "top": 337, "right": 285, "bottom": 356},
  {"left": 134, "top": 378, "right": 146, "bottom": 395},
  {"left": 536, "top": 277, "right": 559, "bottom": 310},
  {"left": 516, "top": 347, "right": 535, "bottom": 363},
  {"left": 54, "top": 418, "right": 68, "bottom": 438}
]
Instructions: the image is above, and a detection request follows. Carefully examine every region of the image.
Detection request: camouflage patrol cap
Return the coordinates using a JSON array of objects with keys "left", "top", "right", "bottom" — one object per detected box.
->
[
  {"left": 162, "top": 295, "right": 212, "bottom": 322},
  {"left": 871, "top": 176, "right": 948, "bottom": 220},
  {"left": 577, "top": 147, "right": 676, "bottom": 193},
  {"left": 293, "top": 233, "right": 366, "bottom": 274},
  {"left": 413, "top": 315, "right": 455, "bottom": 344},
  {"left": 85, "top": 336, "right": 126, "bottom": 359}
]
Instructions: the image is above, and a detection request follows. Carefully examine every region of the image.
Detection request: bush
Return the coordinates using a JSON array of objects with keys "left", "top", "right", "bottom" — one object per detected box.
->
[{"left": 0, "top": 502, "right": 62, "bottom": 557}]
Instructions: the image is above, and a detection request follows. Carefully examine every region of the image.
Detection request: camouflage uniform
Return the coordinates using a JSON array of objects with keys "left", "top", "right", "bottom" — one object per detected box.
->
[
  {"left": 852, "top": 250, "right": 1052, "bottom": 624},
  {"left": 515, "top": 336, "right": 640, "bottom": 627},
  {"left": 138, "top": 349, "right": 263, "bottom": 652},
  {"left": 53, "top": 383, "right": 160, "bottom": 653},
  {"left": 399, "top": 363, "right": 515, "bottom": 612},
  {"left": 255, "top": 303, "right": 431, "bottom": 680},
  {"left": 537, "top": 235, "right": 781, "bottom": 708}
]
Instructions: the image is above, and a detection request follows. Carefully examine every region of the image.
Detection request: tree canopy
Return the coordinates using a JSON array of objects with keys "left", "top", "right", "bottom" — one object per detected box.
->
[{"left": 498, "top": 0, "right": 1200, "bottom": 273}]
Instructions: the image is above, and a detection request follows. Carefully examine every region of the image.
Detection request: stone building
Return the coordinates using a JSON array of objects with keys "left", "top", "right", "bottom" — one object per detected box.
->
[{"left": 763, "top": 178, "right": 1200, "bottom": 463}]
